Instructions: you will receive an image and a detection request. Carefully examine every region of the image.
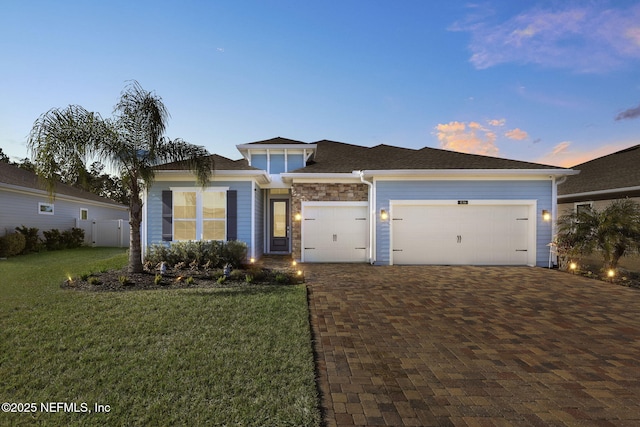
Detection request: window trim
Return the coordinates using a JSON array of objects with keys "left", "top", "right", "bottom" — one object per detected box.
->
[
  {"left": 38, "top": 202, "right": 54, "bottom": 215},
  {"left": 80, "top": 208, "right": 89, "bottom": 220},
  {"left": 574, "top": 201, "right": 593, "bottom": 214},
  {"left": 170, "top": 187, "right": 229, "bottom": 241}
]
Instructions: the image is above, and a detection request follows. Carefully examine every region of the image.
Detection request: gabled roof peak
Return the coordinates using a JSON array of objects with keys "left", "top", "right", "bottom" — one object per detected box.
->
[{"left": 245, "top": 137, "right": 309, "bottom": 145}]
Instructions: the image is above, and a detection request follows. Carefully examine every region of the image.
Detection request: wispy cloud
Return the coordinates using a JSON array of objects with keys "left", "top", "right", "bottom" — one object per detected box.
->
[
  {"left": 435, "top": 119, "right": 530, "bottom": 156},
  {"left": 505, "top": 128, "right": 528, "bottom": 140},
  {"left": 451, "top": 3, "right": 640, "bottom": 72},
  {"left": 615, "top": 103, "right": 640, "bottom": 120},
  {"left": 536, "top": 141, "right": 633, "bottom": 167}
]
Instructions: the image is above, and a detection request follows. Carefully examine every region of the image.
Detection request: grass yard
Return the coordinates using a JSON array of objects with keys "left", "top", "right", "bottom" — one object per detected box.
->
[{"left": 0, "top": 248, "right": 321, "bottom": 426}]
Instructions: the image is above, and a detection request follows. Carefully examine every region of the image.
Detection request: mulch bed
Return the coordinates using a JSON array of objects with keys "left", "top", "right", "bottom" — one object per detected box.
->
[
  {"left": 562, "top": 267, "right": 640, "bottom": 290},
  {"left": 62, "top": 267, "right": 301, "bottom": 292}
]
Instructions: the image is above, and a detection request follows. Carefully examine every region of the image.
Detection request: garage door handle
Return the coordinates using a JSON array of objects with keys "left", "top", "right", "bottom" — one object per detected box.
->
[
  {"left": 333, "top": 234, "right": 337, "bottom": 242},
  {"left": 516, "top": 249, "right": 528, "bottom": 252},
  {"left": 305, "top": 247, "right": 315, "bottom": 250},
  {"left": 457, "top": 235, "right": 462, "bottom": 243},
  {"left": 393, "top": 249, "right": 403, "bottom": 252}
]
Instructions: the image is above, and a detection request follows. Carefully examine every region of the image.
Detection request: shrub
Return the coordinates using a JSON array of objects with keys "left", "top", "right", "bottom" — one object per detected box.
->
[
  {"left": 88, "top": 276, "right": 101, "bottom": 286},
  {"left": 0, "top": 231, "right": 27, "bottom": 257},
  {"left": 221, "top": 241, "right": 248, "bottom": 269},
  {"left": 154, "top": 274, "right": 163, "bottom": 286},
  {"left": 144, "top": 240, "right": 246, "bottom": 270},
  {"left": 63, "top": 227, "right": 85, "bottom": 248},
  {"left": 15, "top": 226, "right": 41, "bottom": 253},
  {"left": 42, "top": 227, "right": 85, "bottom": 251},
  {"left": 43, "top": 229, "right": 63, "bottom": 251}
]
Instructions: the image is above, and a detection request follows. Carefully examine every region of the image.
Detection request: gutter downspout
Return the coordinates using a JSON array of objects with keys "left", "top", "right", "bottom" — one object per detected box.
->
[{"left": 359, "top": 171, "right": 375, "bottom": 264}]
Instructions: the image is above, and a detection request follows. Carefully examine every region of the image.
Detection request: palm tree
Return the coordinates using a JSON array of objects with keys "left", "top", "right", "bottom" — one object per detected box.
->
[
  {"left": 557, "top": 199, "right": 640, "bottom": 270},
  {"left": 28, "top": 81, "right": 212, "bottom": 273}
]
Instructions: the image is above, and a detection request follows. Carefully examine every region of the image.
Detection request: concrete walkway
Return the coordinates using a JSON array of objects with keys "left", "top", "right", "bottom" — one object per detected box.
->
[{"left": 303, "top": 264, "right": 640, "bottom": 426}]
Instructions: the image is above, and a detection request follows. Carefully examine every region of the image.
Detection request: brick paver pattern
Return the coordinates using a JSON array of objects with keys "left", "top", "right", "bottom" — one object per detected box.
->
[{"left": 305, "top": 265, "right": 640, "bottom": 426}]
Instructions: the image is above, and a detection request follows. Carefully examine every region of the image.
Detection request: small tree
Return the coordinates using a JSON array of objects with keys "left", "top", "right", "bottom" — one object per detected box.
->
[
  {"left": 557, "top": 199, "right": 640, "bottom": 270},
  {"left": 28, "top": 81, "right": 212, "bottom": 273}
]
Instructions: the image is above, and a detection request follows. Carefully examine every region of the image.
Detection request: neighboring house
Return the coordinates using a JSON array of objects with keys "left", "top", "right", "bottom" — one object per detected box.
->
[
  {"left": 558, "top": 144, "right": 640, "bottom": 215},
  {"left": 0, "top": 162, "right": 129, "bottom": 246},
  {"left": 557, "top": 144, "right": 640, "bottom": 271},
  {"left": 144, "top": 137, "right": 577, "bottom": 267}
]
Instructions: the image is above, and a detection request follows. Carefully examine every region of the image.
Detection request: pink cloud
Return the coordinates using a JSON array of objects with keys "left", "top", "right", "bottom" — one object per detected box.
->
[
  {"left": 536, "top": 141, "right": 633, "bottom": 167},
  {"left": 505, "top": 128, "right": 529, "bottom": 140},
  {"left": 488, "top": 118, "right": 506, "bottom": 127},
  {"left": 435, "top": 121, "right": 499, "bottom": 156}
]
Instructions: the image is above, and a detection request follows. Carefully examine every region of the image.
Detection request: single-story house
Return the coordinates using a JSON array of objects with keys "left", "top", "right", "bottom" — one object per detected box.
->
[
  {"left": 143, "top": 137, "right": 577, "bottom": 267},
  {"left": 0, "top": 161, "right": 130, "bottom": 246},
  {"left": 557, "top": 144, "right": 640, "bottom": 271},
  {"left": 558, "top": 144, "right": 640, "bottom": 215}
]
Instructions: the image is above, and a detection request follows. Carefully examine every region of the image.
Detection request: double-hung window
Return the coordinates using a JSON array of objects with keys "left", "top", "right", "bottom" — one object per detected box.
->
[{"left": 172, "top": 188, "right": 227, "bottom": 241}]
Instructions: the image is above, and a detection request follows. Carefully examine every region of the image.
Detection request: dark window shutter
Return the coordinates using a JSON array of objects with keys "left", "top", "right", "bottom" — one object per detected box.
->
[
  {"left": 227, "top": 190, "right": 237, "bottom": 241},
  {"left": 162, "top": 190, "right": 172, "bottom": 242}
]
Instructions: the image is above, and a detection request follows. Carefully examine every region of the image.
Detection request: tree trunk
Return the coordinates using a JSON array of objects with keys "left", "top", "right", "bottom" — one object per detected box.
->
[{"left": 128, "top": 194, "right": 144, "bottom": 273}]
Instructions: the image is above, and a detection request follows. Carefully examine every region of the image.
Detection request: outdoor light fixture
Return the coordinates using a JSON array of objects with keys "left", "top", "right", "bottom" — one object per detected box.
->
[
  {"left": 380, "top": 209, "right": 389, "bottom": 221},
  {"left": 542, "top": 210, "right": 551, "bottom": 221},
  {"left": 250, "top": 257, "right": 255, "bottom": 264},
  {"left": 292, "top": 260, "right": 297, "bottom": 267},
  {"left": 294, "top": 212, "right": 302, "bottom": 221},
  {"left": 607, "top": 269, "right": 615, "bottom": 279},
  {"left": 569, "top": 262, "right": 577, "bottom": 273}
]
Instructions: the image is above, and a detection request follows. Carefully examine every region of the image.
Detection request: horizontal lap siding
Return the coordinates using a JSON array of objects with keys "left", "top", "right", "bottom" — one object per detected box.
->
[
  {"left": 375, "top": 180, "right": 553, "bottom": 267},
  {"left": 147, "top": 181, "right": 253, "bottom": 256},
  {"left": 0, "top": 189, "right": 128, "bottom": 237}
]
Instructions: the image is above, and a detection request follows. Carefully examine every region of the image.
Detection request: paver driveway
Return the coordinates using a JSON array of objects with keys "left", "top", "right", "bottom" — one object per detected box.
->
[{"left": 305, "top": 265, "right": 640, "bottom": 426}]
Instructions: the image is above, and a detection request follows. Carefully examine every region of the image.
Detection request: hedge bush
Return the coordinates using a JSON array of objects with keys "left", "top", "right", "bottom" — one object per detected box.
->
[
  {"left": 145, "top": 240, "right": 248, "bottom": 269},
  {"left": 43, "top": 227, "right": 85, "bottom": 251},
  {"left": 15, "top": 225, "right": 42, "bottom": 253},
  {"left": 0, "top": 232, "right": 27, "bottom": 257}
]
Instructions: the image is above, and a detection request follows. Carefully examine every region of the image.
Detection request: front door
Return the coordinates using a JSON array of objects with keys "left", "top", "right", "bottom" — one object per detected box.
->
[{"left": 270, "top": 199, "right": 290, "bottom": 252}]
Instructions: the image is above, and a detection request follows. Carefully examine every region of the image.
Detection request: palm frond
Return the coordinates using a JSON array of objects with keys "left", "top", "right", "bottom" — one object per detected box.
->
[{"left": 27, "top": 105, "right": 114, "bottom": 196}]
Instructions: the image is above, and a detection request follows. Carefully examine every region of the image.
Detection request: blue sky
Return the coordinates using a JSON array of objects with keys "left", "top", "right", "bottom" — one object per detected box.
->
[{"left": 2, "top": 0, "right": 640, "bottom": 167}]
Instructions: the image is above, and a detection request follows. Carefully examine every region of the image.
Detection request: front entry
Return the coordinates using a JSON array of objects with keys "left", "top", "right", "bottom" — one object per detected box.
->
[{"left": 269, "top": 199, "right": 290, "bottom": 253}]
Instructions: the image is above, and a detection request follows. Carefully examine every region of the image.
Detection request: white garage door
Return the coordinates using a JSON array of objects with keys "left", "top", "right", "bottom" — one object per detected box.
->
[
  {"left": 302, "top": 204, "right": 368, "bottom": 262},
  {"left": 392, "top": 203, "right": 532, "bottom": 265}
]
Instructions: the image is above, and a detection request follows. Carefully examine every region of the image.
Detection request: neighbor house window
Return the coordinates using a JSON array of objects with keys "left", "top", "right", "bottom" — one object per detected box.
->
[
  {"left": 80, "top": 208, "right": 89, "bottom": 220},
  {"left": 38, "top": 202, "right": 54, "bottom": 215},
  {"left": 575, "top": 202, "right": 593, "bottom": 215},
  {"left": 172, "top": 189, "right": 227, "bottom": 241}
]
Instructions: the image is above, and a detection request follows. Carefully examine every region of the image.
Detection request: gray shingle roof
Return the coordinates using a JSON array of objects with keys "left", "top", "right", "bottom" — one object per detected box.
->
[
  {"left": 558, "top": 144, "right": 640, "bottom": 196},
  {"left": 291, "top": 140, "right": 564, "bottom": 173},
  {"left": 0, "top": 161, "right": 126, "bottom": 206},
  {"left": 155, "top": 154, "right": 259, "bottom": 171}
]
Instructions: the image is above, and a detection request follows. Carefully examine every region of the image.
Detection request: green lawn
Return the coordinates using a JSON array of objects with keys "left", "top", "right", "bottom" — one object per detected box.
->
[{"left": 0, "top": 248, "right": 320, "bottom": 426}]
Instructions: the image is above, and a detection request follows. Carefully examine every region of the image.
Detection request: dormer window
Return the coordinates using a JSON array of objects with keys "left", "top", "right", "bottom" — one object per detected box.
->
[{"left": 236, "top": 139, "right": 316, "bottom": 175}]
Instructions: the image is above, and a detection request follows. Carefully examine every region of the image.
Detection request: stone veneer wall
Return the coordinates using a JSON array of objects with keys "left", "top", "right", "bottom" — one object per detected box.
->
[{"left": 291, "top": 183, "right": 369, "bottom": 261}]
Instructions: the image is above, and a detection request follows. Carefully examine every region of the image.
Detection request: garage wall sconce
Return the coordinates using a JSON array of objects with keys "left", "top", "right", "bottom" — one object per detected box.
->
[
  {"left": 380, "top": 209, "right": 389, "bottom": 221},
  {"left": 294, "top": 212, "right": 302, "bottom": 221},
  {"left": 542, "top": 210, "right": 551, "bottom": 221}
]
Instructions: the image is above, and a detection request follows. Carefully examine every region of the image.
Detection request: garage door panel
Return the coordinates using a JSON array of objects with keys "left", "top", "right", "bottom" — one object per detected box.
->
[
  {"left": 303, "top": 205, "right": 368, "bottom": 263},
  {"left": 392, "top": 203, "right": 531, "bottom": 265}
]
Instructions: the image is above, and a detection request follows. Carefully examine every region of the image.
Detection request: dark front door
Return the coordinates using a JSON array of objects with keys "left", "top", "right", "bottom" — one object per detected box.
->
[{"left": 270, "top": 199, "right": 290, "bottom": 252}]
